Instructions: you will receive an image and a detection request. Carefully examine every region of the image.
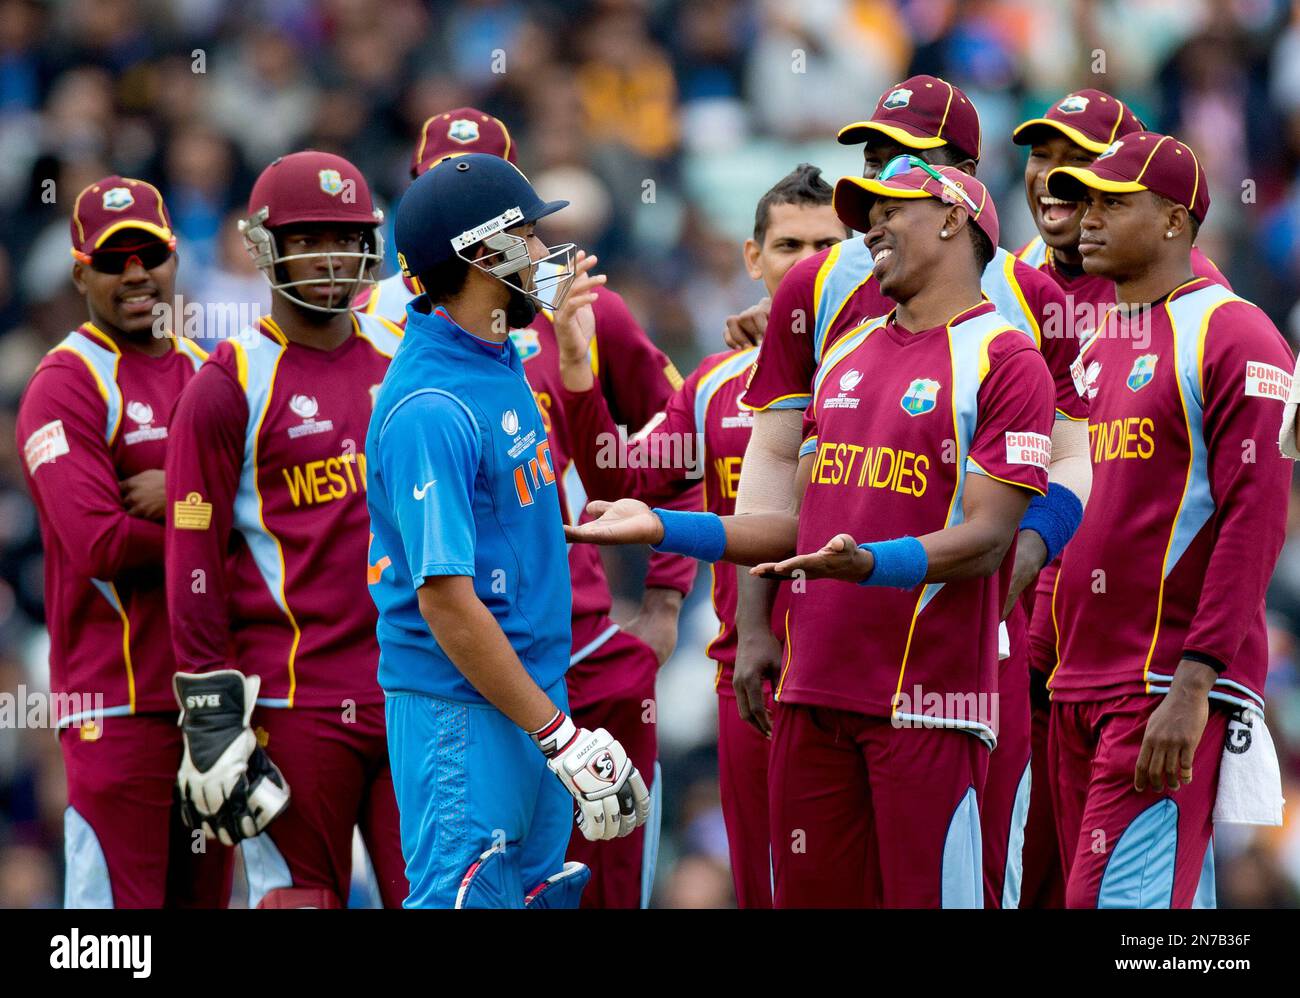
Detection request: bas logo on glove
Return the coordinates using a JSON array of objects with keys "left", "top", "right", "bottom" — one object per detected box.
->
[{"left": 173, "top": 670, "right": 291, "bottom": 846}]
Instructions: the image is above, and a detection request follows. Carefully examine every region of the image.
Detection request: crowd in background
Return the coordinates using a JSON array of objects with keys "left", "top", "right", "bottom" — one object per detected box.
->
[{"left": 2, "top": 0, "right": 1300, "bottom": 908}]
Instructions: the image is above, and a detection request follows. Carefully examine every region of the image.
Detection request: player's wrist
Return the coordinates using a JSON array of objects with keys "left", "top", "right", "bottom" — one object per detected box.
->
[
  {"left": 528, "top": 709, "right": 580, "bottom": 759},
  {"left": 1171, "top": 657, "right": 1219, "bottom": 697}
]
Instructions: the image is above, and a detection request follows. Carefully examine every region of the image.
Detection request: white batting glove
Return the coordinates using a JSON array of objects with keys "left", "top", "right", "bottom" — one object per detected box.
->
[{"left": 530, "top": 710, "right": 651, "bottom": 842}]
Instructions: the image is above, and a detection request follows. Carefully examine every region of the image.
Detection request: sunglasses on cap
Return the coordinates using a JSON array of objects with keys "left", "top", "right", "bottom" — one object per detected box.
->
[
  {"left": 878, "top": 154, "right": 982, "bottom": 216},
  {"left": 78, "top": 239, "right": 174, "bottom": 275}
]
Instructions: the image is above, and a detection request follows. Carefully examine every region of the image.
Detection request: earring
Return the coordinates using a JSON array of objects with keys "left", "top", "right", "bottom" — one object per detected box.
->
[
  {"left": 940, "top": 230, "right": 949, "bottom": 238},
  {"left": 1165, "top": 230, "right": 1174, "bottom": 238}
]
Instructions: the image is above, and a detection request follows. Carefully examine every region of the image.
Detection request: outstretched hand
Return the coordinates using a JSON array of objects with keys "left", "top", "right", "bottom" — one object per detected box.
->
[
  {"left": 563, "top": 498, "right": 665, "bottom": 547},
  {"left": 750, "top": 532, "right": 873, "bottom": 584}
]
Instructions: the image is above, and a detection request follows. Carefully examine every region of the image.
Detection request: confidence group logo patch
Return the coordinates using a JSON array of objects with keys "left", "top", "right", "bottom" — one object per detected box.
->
[
  {"left": 1005, "top": 431, "right": 1052, "bottom": 470},
  {"left": 1244, "top": 361, "right": 1292, "bottom": 401},
  {"left": 900, "top": 378, "right": 941, "bottom": 416},
  {"left": 24, "top": 419, "right": 69, "bottom": 473},
  {"left": 1126, "top": 354, "right": 1157, "bottom": 392}
]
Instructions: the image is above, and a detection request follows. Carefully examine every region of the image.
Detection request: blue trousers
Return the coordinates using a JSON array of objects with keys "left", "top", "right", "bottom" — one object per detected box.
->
[{"left": 385, "top": 679, "right": 575, "bottom": 908}]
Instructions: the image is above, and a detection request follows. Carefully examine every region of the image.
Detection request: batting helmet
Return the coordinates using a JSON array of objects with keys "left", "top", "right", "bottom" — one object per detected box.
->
[{"left": 239, "top": 150, "right": 384, "bottom": 314}]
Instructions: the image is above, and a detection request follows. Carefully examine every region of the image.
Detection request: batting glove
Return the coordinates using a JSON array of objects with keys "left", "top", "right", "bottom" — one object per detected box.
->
[{"left": 531, "top": 710, "right": 651, "bottom": 842}]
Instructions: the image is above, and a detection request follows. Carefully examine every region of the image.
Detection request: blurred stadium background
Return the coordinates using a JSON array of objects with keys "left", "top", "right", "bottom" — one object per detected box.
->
[{"left": 2, "top": 0, "right": 1300, "bottom": 908}]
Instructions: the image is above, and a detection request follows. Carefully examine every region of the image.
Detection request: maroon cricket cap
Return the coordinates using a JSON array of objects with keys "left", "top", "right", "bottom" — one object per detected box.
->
[
  {"left": 1013, "top": 89, "right": 1145, "bottom": 154},
  {"left": 411, "top": 107, "right": 518, "bottom": 178},
  {"left": 247, "top": 150, "right": 380, "bottom": 229},
  {"left": 1046, "top": 131, "right": 1210, "bottom": 224},
  {"left": 835, "top": 164, "right": 999, "bottom": 247},
  {"left": 838, "top": 76, "right": 982, "bottom": 163},
  {"left": 70, "top": 176, "right": 175, "bottom": 260}
]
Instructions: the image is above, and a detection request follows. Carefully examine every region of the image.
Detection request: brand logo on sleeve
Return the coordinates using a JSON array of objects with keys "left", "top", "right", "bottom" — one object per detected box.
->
[
  {"left": 1126, "top": 354, "right": 1157, "bottom": 392},
  {"left": 1005, "top": 432, "right": 1052, "bottom": 470},
  {"left": 900, "top": 378, "right": 941, "bottom": 416},
  {"left": 1244, "top": 361, "right": 1292, "bottom": 401},
  {"left": 173, "top": 491, "right": 213, "bottom": 530},
  {"left": 24, "top": 419, "right": 70, "bottom": 473},
  {"left": 412, "top": 479, "right": 436, "bottom": 500}
]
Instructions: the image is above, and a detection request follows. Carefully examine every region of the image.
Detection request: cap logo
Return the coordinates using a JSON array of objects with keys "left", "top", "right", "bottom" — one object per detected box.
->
[
  {"left": 102, "top": 187, "right": 134, "bottom": 212},
  {"left": 1058, "top": 95, "right": 1090, "bottom": 114},
  {"left": 882, "top": 88, "right": 912, "bottom": 110},
  {"left": 448, "top": 119, "right": 480, "bottom": 144},
  {"left": 1097, "top": 140, "right": 1123, "bottom": 161},
  {"left": 318, "top": 169, "right": 344, "bottom": 196}
]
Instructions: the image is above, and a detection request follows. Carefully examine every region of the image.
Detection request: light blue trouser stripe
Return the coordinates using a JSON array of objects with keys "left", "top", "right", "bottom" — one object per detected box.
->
[
  {"left": 64, "top": 806, "right": 113, "bottom": 908},
  {"left": 1098, "top": 798, "right": 1177, "bottom": 908},
  {"left": 241, "top": 832, "right": 294, "bottom": 909},
  {"left": 640, "top": 760, "right": 662, "bottom": 909},
  {"left": 941, "top": 787, "right": 984, "bottom": 908},
  {"left": 1193, "top": 842, "right": 1216, "bottom": 909},
  {"left": 1002, "top": 760, "right": 1032, "bottom": 909}
]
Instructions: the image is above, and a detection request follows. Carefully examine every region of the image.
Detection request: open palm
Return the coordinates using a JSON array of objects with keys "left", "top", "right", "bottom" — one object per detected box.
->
[{"left": 563, "top": 499, "right": 665, "bottom": 547}]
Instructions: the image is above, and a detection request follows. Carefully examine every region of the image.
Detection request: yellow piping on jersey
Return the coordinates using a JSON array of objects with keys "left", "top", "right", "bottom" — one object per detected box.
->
[
  {"left": 1045, "top": 555, "right": 1065, "bottom": 692},
  {"left": 108, "top": 580, "right": 136, "bottom": 712},
  {"left": 967, "top": 457, "right": 1048, "bottom": 497},
  {"left": 230, "top": 339, "right": 250, "bottom": 391},
  {"left": 738, "top": 391, "right": 810, "bottom": 413},
  {"left": 78, "top": 323, "right": 124, "bottom": 442},
  {"left": 774, "top": 608, "right": 793, "bottom": 701},
  {"left": 1139, "top": 282, "right": 1225, "bottom": 690},
  {"left": 1002, "top": 251, "right": 1040, "bottom": 347},
  {"left": 249, "top": 347, "right": 303, "bottom": 706}
]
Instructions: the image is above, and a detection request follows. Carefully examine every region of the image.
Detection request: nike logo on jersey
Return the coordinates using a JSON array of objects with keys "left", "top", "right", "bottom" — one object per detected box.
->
[{"left": 413, "top": 480, "right": 436, "bottom": 500}]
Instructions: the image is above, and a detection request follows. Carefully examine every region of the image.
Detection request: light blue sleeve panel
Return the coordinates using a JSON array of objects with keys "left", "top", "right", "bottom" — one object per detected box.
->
[{"left": 379, "top": 390, "right": 482, "bottom": 587}]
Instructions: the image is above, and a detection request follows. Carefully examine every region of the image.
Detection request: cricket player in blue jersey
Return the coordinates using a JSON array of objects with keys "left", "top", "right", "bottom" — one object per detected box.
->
[{"left": 365, "top": 153, "right": 652, "bottom": 908}]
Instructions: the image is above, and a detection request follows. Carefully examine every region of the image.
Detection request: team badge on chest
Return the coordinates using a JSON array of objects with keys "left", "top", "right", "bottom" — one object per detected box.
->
[
  {"left": 1126, "top": 354, "right": 1158, "bottom": 393},
  {"left": 900, "top": 378, "right": 941, "bottom": 416}
]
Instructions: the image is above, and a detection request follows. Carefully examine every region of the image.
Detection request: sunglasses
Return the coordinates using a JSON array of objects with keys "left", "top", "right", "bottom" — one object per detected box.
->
[
  {"left": 85, "top": 240, "right": 174, "bottom": 275},
  {"left": 878, "top": 154, "right": 982, "bottom": 216}
]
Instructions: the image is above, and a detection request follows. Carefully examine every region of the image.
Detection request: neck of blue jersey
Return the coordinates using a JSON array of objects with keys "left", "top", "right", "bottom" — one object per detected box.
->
[{"left": 406, "top": 295, "right": 512, "bottom": 362}]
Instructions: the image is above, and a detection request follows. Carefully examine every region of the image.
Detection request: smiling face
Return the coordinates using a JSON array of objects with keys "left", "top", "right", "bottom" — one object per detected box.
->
[
  {"left": 1075, "top": 188, "right": 1168, "bottom": 282},
  {"left": 1024, "top": 131, "right": 1097, "bottom": 251},
  {"left": 72, "top": 230, "right": 177, "bottom": 340},
  {"left": 864, "top": 196, "right": 953, "bottom": 303}
]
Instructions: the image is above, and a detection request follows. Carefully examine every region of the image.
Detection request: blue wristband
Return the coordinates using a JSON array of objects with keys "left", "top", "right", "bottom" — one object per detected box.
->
[
  {"left": 858, "top": 536, "right": 927, "bottom": 588},
  {"left": 650, "top": 509, "right": 727, "bottom": 563},
  {"left": 1018, "top": 483, "right": 1083, "bottom": 564}
]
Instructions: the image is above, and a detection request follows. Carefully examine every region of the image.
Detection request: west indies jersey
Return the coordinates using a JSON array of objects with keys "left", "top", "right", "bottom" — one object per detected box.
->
[
  {"left": 1048, "top": 278, "right": 1293, "bottom": 711},
  {"left": 356, "top": 272, "right": 422, "bottom": 327},
  {"left": 778, "top": 302, "right": 1055, "bottom": 740},
  {"left": 17, "top": 324, "right": 206, "bottom": 724},
  {"left": 742, "top": 237, "right": 1088, "bottom": 425},
  {"left": 557, "top": 348, "right": 788, "bottom": 689},
  {"left": 165, "top": 311, "right": 404, "bottom": 708}
]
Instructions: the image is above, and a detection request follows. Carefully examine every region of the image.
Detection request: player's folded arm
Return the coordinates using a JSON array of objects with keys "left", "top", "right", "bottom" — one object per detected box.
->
[{"left": 18, "top": 363, "right": 164, "bottom": 578}]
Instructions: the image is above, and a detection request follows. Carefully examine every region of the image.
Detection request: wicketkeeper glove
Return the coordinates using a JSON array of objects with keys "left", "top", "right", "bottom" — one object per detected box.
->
[
  {"left": 173, "top": 670, "right": 290, "bottom": 846},
  {"left": 530, "top": 710, "right": 651, "bottom": 842}
]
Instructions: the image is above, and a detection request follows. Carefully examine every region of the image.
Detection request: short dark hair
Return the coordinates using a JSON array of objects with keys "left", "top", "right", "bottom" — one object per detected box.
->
[
  {"left": 416, "top": 255, "right": 471, "bottom": 303},
  {"left": 753, "top": 163, "right": 836, "bottom": 243},
  {"left": 968, "top": 222, "right": 995, "bottom": 271}
]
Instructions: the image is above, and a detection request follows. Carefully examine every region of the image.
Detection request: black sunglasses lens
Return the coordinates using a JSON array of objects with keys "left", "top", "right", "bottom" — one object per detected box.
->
[{"left": 90, "top": 243, "right": 171, "bottom": 274}]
